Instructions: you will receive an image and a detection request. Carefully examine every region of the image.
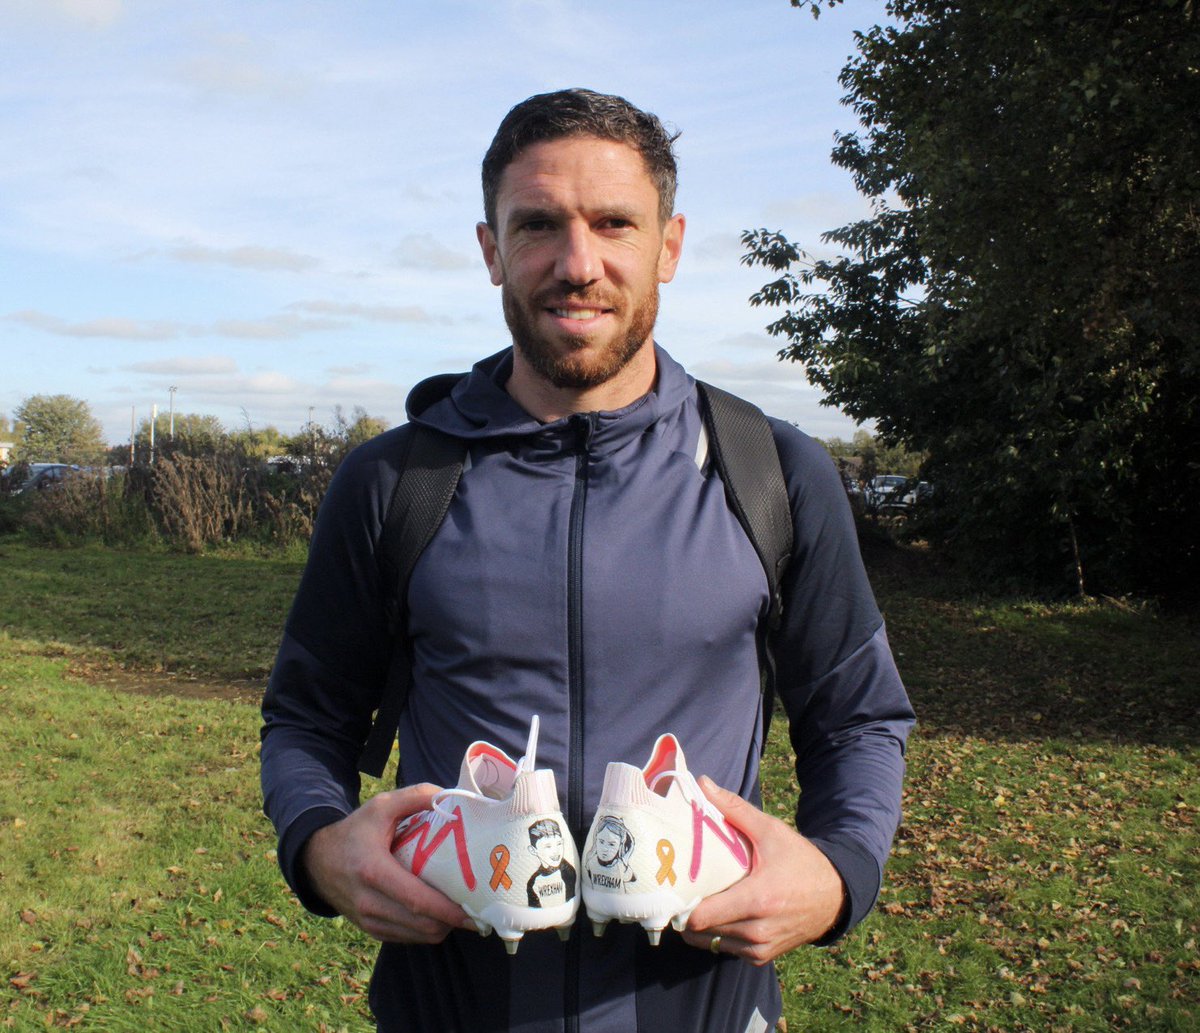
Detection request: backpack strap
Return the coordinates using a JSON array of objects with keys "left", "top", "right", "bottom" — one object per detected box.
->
[
  {"left": 357, "top": 423, "right": 466, "bottom": 777},
  {"left": 696, "top": 382, "right": 793, "bottom": 629},
  {"left": 696, "top": 382, "right": 794, "bottom": 741}
]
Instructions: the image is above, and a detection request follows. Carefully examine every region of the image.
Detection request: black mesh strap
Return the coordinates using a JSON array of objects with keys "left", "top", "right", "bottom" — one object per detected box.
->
[
  {"left": 357, "top": 424, "right": 465, "bottom": 777},
  {"left": 696, "top": 381, "right": 793, "bottom": 629}
]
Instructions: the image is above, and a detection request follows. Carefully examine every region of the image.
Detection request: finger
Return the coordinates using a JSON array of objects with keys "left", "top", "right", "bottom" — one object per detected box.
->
[
  {"left": 364, "top": 829, "right": 476, "bottom": 932},
  {"left": 678, "top": 927, "right": 767, "bottom": 963},
  {"left": 697, "top": 775, "right": 768, "bottom": 836},
  {"left": 688, "top": 874, "right": 765, "bottom": 931},
  {"left": 353, "top": 859, "right": 473, "bottom": 941},
  {"left": 371, "top": 782, "right": 443, "bottom": 823}
]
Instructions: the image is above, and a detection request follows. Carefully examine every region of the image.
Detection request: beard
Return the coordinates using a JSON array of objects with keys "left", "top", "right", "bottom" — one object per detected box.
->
[{"left": 503, "top": 282, "right": 659, "bottom": 391}]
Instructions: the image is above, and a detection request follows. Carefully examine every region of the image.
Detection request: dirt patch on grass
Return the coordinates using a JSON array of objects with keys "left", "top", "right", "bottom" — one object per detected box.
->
[{"left": 66, "top": 658, "right": 264, "bottom": 705}]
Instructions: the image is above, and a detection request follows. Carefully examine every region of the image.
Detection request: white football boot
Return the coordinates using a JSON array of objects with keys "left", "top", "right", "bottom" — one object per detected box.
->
[
  {"left": 391, "top": 715, "right": 579, "bottom": 954},
  {"left": 581, "top": 733, "right": 753, "bottom": 944}
]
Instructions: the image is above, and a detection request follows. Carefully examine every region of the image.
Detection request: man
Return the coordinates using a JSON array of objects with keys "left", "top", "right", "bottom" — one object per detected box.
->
[{"left": 261, "top": 88, "right": 914, "bottom": 1032}]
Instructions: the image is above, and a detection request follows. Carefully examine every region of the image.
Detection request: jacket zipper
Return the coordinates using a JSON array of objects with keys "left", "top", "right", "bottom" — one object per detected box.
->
[{"left": 564, "top": 411, "right": 596, "bottom": 1033}]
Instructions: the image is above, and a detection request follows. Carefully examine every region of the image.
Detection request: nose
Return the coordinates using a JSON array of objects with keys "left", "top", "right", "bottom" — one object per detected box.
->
[{"left": 554, "top": 223, "right": 601, "bottom": 285}]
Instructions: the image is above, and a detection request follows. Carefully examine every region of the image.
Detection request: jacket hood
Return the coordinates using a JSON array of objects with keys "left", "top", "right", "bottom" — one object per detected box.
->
[{"left": 406, "top": 345, "right": 696, "bottom": 455}]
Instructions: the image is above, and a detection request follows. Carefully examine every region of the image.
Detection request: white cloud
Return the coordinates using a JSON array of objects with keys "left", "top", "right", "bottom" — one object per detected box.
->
[
  {"left": 209, "top": 313, "right": 345, "bottom": 340},
  {"left": 8, "top": 310, "right": 180, "bottom": 341},
  {"left": 393, "top": 233, "right": 473, "bottom": 271},
  {"left": 194, "top": 371, "right": 305, "bottom": 397},
  {"left": 8, "top": 308, "right": 345, "bottom": 343},
  {"left": 165, "top": 243, "right": 319, "bottom": 272},
  {"left": 124, "top": 356, "right": 238, "bottom": 376},
  {"left": 289, "top": 300, "right": 435, "bottom": 323},
  {"left": 1, "top": 0, "right": 124, "bottom": 29}
]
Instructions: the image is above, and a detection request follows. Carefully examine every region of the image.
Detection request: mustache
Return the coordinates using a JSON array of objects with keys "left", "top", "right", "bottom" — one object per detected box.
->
[{"left": 533, "top": 286, "right": 620, "bottom": 310}]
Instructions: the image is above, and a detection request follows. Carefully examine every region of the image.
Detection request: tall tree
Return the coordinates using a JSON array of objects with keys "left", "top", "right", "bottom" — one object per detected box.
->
[
  {"left": 134, "top": 412, "right": 228, "bottom": 458},
  {"left": 12, "top": 394, "right": 106, "bottom": 466},
  {"left": 744, "top": 0, "right": 1200, "bottom": 597}
]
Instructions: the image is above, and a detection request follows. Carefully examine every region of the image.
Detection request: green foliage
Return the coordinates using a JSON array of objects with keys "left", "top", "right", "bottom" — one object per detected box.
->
[
  {"left": 11, "top": 394, "right": 106, "bottom": 466},
  {"left": 133, "top": 412, "right": 228, "bottom": 461},
  {"left": 226, "top": 423, "right": 289, "bottom": 462},
  {"left": 20, "top": 470, "right": 155, "bottom": 548},
  {"left": 819, "top": 429, "right": 923, "bottom": 482},
  {"left": 744, "top": 1, "right": 1200, "bottom": 598}
]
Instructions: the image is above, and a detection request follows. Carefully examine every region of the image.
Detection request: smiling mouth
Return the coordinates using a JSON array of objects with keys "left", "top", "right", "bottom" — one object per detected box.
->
[{"left": 550, "top": 307, "right": 608, "bottom": 320}]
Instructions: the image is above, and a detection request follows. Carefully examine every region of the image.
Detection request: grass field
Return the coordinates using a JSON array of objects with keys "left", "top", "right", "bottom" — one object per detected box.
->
[{"left": 1, "top": 537, "right": 1197, "bottom": 1031}]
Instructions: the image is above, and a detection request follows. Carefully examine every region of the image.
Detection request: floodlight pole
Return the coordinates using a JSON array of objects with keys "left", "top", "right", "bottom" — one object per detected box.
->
[
  {"left": 168, "top": 385, "right": 177, "bottom": 440},
  {"left": 150, "top": 404, "right": 157, "bottom": 465}
]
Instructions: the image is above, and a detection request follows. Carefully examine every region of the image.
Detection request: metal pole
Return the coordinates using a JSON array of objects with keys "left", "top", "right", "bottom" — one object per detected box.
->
[
  {"left": 129, "top": 406, "right": 135, "bottom": 466},
  {"left": 150, "top": 404, "right": 157, "bottom": 465},
  {"left": 168, "top": 385, "right": 177, "bottom": 440}
]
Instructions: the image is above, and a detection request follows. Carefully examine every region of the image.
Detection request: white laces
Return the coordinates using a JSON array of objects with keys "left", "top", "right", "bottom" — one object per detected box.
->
[
  {"left": 428, "top": 716, "right": 540, "bottom": 824},
  {"left": 648, "top": 768, "right": 689, "bottom": 796}
]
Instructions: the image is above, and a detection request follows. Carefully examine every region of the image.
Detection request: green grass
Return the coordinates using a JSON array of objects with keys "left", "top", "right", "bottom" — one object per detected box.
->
[
  {"left": 1, "top": 537, "right": 1197, "bottom": 1031},
  {"left": 0, "top": 541, "right": 301, "bottom": 682},
  {"left": 0, "top": 638, "right": 375, "bottom": 1031}
]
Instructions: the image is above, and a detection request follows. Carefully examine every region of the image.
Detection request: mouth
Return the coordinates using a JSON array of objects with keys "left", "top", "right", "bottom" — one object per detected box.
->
[{"left": 550, "top": 307, "right": 607, "bottom": 321}]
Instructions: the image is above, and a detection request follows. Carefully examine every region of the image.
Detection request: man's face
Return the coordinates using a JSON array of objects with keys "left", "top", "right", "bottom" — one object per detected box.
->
[{"left": 477, "top": 135, "right": 684, "bottom": 392}]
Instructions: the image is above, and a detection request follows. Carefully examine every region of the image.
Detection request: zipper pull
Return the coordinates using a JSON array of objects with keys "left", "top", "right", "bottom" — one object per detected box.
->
[{"left": 569, "top": 412, "right": 598, "bottom": 452}]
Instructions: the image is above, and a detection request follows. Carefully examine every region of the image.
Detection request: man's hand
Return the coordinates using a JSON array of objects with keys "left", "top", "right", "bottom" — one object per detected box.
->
[
  {"left": 302, "top": 784, "right": 476, "bottom": 944},
  {"left": 682, "top": 776, "right": 847, "bottom": 965}
]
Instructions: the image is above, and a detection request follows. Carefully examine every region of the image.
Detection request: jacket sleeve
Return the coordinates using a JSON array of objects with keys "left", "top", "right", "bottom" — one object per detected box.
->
[
  {"left": 768, "top": 421, "right": 916, "bottom": 943},
  {"left": 259, "top": 432, "right": 404, "bottom": 914}
]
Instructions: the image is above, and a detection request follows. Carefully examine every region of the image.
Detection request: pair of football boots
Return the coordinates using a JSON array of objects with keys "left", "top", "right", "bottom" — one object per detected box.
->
[{"left": 391, "top": 716, "right": 752, "bottom": 954}]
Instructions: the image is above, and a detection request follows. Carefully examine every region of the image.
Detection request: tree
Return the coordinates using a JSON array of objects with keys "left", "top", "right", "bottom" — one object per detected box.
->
[
  {"left": 282, "top": 405, "right": 389, "bottom": 468},
  {"left": 819, "top": 430, "right": 923, "bottom": 483},
  {"left": 133, "top": 412, "right": 228, "bottom": 460},
  {"left": 228, "top": 423, "right": 289, "bottom": 462},
  {"left": 12, "top": 394, "right": 106, "bottom": 466},
  {"left": 744, "top": 0, "right": 1200, "bottom": 597}
]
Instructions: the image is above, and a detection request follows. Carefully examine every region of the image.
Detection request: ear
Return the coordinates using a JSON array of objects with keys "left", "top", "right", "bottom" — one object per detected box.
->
[
  {"left": 656, "top": 213, "right": 685, "bottom": 284},
  {"left": 477, "top": 222, "right": 504, "bottom": 286}
]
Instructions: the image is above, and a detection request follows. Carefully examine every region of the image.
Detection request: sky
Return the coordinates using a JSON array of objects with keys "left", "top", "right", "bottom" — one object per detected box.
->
[{"left": 1, "top": 0, "right": 885, "bottom": 446}]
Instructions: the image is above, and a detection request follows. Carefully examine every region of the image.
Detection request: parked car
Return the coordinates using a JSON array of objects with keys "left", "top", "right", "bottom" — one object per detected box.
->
[
  {"left": 866, "top": 474, "right": 910, "bottom": 514},
  {"left": 866, "top": 474, "right": 932, "bottom": 515},
  {"left": 7, "top": 463, "right": 81, "bottom": 494}
]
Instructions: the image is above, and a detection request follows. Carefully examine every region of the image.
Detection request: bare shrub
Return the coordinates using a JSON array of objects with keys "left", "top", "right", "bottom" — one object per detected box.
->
[
  {"left": 255, "top": 467, "right": 331, "bottom": 546},
  {"left": 150, "top": 454, "right": 255, "bottom": 552}
]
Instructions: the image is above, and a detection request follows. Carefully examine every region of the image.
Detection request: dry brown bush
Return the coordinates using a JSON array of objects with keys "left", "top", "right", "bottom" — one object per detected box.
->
[{"left": 150, "top": 454, "right": 255, "bottom": 552}]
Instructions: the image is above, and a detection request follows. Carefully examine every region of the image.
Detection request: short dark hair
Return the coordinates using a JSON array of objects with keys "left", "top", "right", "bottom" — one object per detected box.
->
[
  {"left": 482, "top": 88, "right": 679, "bottom": 229},
  {"left": 528, "top": 818, "right": 562, "bottom": 845}
]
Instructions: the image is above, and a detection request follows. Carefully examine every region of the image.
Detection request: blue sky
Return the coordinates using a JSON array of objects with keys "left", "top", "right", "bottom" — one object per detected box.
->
[{"left": 1, "top": 0, "right": 884, "bottom": 445}]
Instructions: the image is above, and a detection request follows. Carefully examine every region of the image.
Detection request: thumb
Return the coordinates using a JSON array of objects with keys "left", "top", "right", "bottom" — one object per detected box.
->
[
  {"left": 697, "top": 775, "right": 763, "bottom": 834},
  {"left": 373, "top": 782, "right": 442, "bottom": 822}
]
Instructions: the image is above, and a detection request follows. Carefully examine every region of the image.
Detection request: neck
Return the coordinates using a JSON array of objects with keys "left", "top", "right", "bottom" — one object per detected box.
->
[{"left": 505, "top": 341, "right": 657, "bottom": 422}]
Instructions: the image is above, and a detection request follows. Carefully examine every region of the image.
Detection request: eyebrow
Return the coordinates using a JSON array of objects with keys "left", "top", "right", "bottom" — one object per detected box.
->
[{"left": 505, "top": 204, "right": 643, "bottom": 231}]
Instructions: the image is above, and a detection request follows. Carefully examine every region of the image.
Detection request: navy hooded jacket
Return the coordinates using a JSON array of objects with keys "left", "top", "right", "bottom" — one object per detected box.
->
[{"left": 261, "top": 345, "right": 915, "bottom": 1032}]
